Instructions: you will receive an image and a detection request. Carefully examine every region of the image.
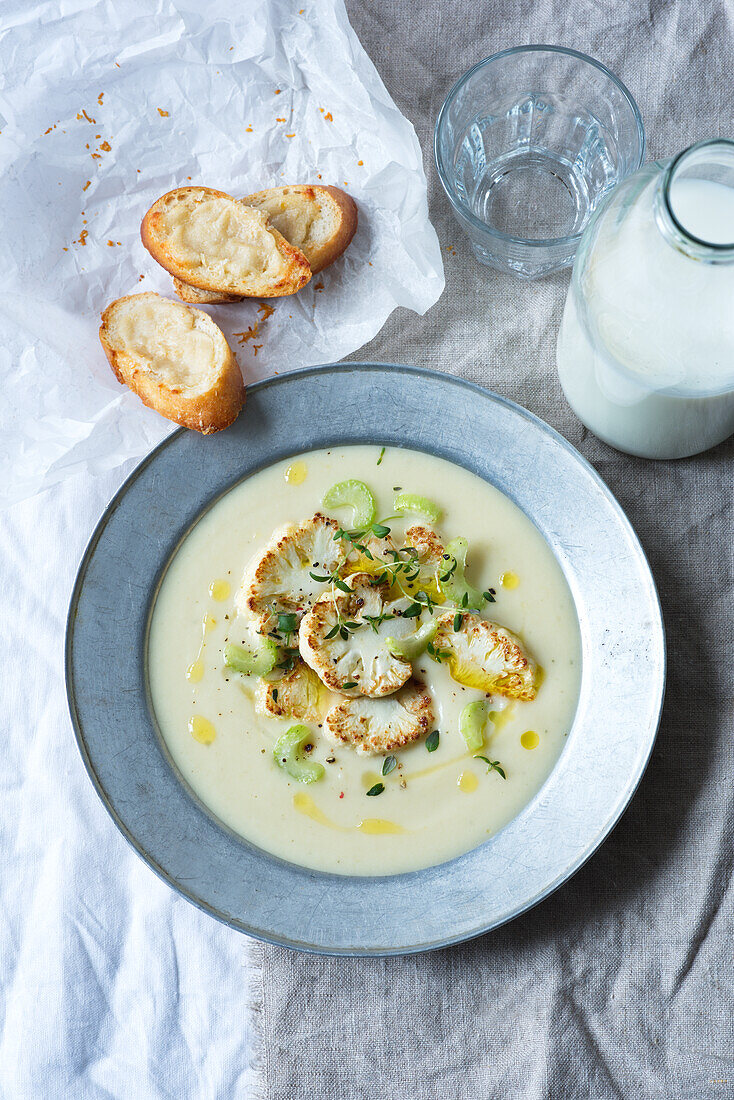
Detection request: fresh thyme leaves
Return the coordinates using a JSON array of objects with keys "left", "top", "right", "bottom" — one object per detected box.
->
[
  {"left": 371, "top": 522, "right": 391, "bottom": 538},
  {"left": 272, "top": 689, "right": 278, "bottom": 703},
  {"left": 377, "top": 446, "right": 386, "bottom": 465},
  {"left": 426, "top": 729, "right": 440, "bottom": 752},
  {"left": 362, "top": 611, "right": 396, "bottom": 633},
  {"left": 475, "top": 755, "right": 507, "bottom": 780},
  {"left": 277, "top": 612, "right": 298, "bottom": 634},
  {"left": 382, "top": 755, "right": 397, "bottom": 776},
  {"left": 439, "top": 555, "right": 458, "bottom": 583},
  {"left": 461, "top": 592, "right": 469, "bottom": 608},
  {"left": 453, "top": 612, "right": 463, "bottom": 631},
  {"left": 309, "top": 569, "right": 352, "bottom": 593},
  {"left": 366, "top": 782, "right": 385, "bottom": 797},
  {"left": 276, "top": 647, "right": 300, "bottom": 672},
  {"left": 427, "top": 642, "right": 452, "bottom": 663},
  {"left": 483, "top": 590, "right": 497, "bottom": 603},
  {"left": 325, "top": 624, "right": 341, "bottom": 640},
  {"left": 403, "top": 602, "right": 423, "bottom": 618},
  {"left": 342, "top": 681, "right": 358, "bottom": 689}
]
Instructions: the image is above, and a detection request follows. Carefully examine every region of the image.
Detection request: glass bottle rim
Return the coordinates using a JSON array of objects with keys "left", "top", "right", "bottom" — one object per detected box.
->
[{"left": 659, "top": 138, "right": 734, "bottom": 257}]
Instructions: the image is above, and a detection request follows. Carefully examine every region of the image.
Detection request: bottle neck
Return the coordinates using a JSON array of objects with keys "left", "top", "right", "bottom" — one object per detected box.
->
[{"left": 653, "top": 139, "right": 734, "bottom": 263}]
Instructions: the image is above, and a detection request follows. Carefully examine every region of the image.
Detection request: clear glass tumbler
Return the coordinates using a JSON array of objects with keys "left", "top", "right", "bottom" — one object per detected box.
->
[{"left": 434, "top": 45, "right": 645, "bottom": 278}]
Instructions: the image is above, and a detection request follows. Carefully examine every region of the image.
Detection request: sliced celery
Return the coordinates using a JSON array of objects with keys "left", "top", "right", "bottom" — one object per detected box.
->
[
  {"left": 393, "top": 492, "right": 442, "bottom": 524},
  {"left": 273, "top": 724, "right": 325, "bottom": 783},
  {"left": 385, "top": 620, "right": 437, "bottom": 660},
  {"left": 223, "top": 638, "right": 278, "bottom": 677},
  {"left": 439, "top": 536, "right": 485, "bottom": 610},
  {"left": 460, "top": 699, "right": 487, "bottom": 751},
  {"left": 322, "top": 479, "right": 376, "bottom": 529}
]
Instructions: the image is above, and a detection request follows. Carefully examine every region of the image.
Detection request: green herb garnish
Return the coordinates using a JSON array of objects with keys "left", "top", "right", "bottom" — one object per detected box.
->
[
  {"left": 453, "top": 612, "right": 463, "bottom": 631},
  {"left": 475, "top": 755, "right": 507, "bottom": 779},
  {"left": 377, "top": 446, "right": 386, "bottom": 465},
  {"left": 342, "top": 681, "right": 358, "bottom": 689},
  {"left": 483, "top": 590, "right": 496, "bottom": 604},
  {"left": 277, "top": 612, "right": 298, "bottom": 634},
  {"left": 426, "top": 730, "right": 439, "bottom": 752},
  {"left": 382, "top": 755, "right": 397, "bottom": 776},
  {"left": 366, "top": 782, "right": 385, "bottom": 797},
  {"left": 371, "top": 522, "right": 391, "bottom": 538}
]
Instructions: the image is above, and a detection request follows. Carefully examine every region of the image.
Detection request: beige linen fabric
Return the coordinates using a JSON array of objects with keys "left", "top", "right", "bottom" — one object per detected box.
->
[{"left": 253, "top": 2, "right": 734, "bottom": 1097}]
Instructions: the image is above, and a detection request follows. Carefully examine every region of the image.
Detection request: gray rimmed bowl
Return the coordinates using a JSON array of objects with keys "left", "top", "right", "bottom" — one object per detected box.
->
[{"left": 65, "top": 363, "right": 665, "bottom": 956}]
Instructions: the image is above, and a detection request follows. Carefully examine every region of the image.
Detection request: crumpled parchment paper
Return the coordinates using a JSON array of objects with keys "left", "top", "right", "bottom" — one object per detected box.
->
[{"left": 0, "top": 0, "right": 444, "bottom": 508}]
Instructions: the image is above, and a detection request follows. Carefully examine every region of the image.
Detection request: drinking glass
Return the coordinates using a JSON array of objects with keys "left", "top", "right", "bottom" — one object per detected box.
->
[{"left": 434, "top": 46, "right": 645, "bottom": 278}]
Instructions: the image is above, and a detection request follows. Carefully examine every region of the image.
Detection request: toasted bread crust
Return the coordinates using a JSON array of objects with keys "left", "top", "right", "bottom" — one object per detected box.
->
[
  {"left": 242, "top": 184, "right": 358, "bottom": 274},
  {"left": 99, "top": 293, "right": 245, "bottom": 434},
  {"left": 141, "top": 186, "right": 311, "bottom": 298},
  {"left": 173, "top": 277, "right": 243, "bottom": 304},
  {"left": 171, "top": 183, "right": 358, "bottom": 302}
]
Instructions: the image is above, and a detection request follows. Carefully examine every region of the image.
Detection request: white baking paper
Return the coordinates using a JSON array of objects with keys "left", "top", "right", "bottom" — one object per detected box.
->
[{"left": 0, "top": 0, "right": 444, "bottom": 508}]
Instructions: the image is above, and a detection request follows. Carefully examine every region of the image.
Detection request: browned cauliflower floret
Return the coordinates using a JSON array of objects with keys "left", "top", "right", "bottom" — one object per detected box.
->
[
  {"left": 434, "top": 611, "right": 537, "bottom": 701},
  {"left": 256, "top": 660, "right": 323, "bottom": 723},
  {"left": 237, "top": 513, "right": 347, "bottom": 623},
  {"left": 298, "top": 572, "right": 414, "bottom": 697},
  {"left": 323, "top": 679, "right": 434, "bottom": 755}
]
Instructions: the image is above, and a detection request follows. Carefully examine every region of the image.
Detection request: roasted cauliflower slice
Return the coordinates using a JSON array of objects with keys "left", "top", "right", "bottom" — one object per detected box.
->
[
  {"left": 257, "top": 660, "right": 323, "bottom": 723},
  {"left": 237, "top": 513, "right": 347, "bottom": 622},
  {"left": 343, "top": 529, "right": 398, "bottom": 577},
  {"left": 324, "top": 679, "right": 434, "bottom": 755},
  {"left": 298, "top": 572, "right": 414, "bottom": 697},
  {"left": 434, "top": 611, "right": 537, "bottom": 701},
  {"left": 403, "top": 524, "right": 445, "bottom": 571}
]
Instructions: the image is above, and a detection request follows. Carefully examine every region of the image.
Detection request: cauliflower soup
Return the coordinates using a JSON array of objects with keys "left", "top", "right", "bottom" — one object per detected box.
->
[{"left": 148, "top": 445, "right": 581, "bottom": 876}]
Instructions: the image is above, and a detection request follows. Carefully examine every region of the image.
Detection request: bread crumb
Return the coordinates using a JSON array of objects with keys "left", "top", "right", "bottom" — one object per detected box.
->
[
  {"left": 97, "top": 92, "right": 104, "bottom": 105},
  {"left": 44, "top": 126, "right": 52, "bottom": 135},
  {"left": 276, "top": 117, "right": 286, "bottom": 123},
  {"left": 252, "top": 344, "right": 263, "bottom": 356},
  {"left": 324, "top": 111, "right": 333, "bottom": 122},
  {"left": 233, "top": 324, "right": 259, "bottom": 344},
  {"left": 357, "top": 160, "right": 364, "bottom": 166},
  {"left": 275, "top": 88, "right": 281, "bottom": 94},
  {"left": 107, "top": 239, "right": 115, "bottom": 246},
  {"left": 314, "top": 281, "right": 324, "bottom": 291},
  {"left": 100, "top": 140, "right": 111, "bottom": 152},
  {"left": 157, "top": 107, "right": 169, "bottom": 117},
  {"left": 257, "top": 303, "right": 275, "bottom": 320},
  {"left": 246, "top": 125, "right": 253, "bottom": 132},
  {"left": 63, "top": 247, "right": 69, "bottom": 251},
  {"left": 319, "top": 107, "right": 324, "bottom": 113},
  {"left": 79, "top": 109, "right": 96, "bottom": 124},
  {"left": 286, "top": 133, "right": 295, "bottom": 138},
  {"left": 76, "top": 229, "right": 89, "bottom": 246}
]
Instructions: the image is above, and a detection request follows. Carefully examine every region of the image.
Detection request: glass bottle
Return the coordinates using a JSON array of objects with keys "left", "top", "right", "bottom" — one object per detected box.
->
[{"left": 556, "top": 139, "right": 734, "bottom": 459}]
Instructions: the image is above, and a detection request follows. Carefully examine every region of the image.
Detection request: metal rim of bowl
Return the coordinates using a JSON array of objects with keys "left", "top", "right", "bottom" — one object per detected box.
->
[
  {"left": 434, "top": 44, "right": 646, "bottom": 249},
  {"left": 65, "top": 363, "right": 665, "bottom": 956}
]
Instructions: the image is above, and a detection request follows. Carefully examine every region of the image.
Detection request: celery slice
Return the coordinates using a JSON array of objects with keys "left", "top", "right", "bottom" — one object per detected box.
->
[
  {"left": 385, "top": 620, "right": 437, "bottom": 660},
  {"left": 223, "top": 638, "right": 278, "bottom": 677},
  {"left": 439, "top": 536, "right": 485, "bottom": 609},
  {"left": 460, "top": 700, "right": 487, "bottom": 751},
  {"left": 393, "top": 492, "right": 442, "bottom": 524},
  {"left": 322, "top": 479, "right": 376, "bottom": 529},
  {"left": 273, "top": 724, "right": 325, "bottom": 783}
]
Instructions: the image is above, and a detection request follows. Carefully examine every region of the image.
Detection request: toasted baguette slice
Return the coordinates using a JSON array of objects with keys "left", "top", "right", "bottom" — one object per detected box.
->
[
  {"left": 99, "top": 292, "right": 245, "bottom": 434},
  {"left": 172, "top": 185, "right": 357, "bottom": 304},
  {"left": 173, "top": 278, "right": 243, "bottom": 304},
  {"left": 142, "top": 186, "right": 312, "bottom": 298}
]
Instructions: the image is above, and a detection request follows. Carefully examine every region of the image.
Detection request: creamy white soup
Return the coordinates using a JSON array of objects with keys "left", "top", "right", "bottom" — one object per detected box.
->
[{"left": 148, "top": 446, "right": 581, "bottom": 876}]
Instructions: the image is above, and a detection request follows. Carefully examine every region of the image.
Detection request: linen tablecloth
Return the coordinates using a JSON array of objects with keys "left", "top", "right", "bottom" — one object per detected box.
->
[
  {"left": 255, "top": 2, "right": 734, "bottom": 1097},
  {"left": 3, "top": 1, "right": 733, "bottom": 1098}
]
